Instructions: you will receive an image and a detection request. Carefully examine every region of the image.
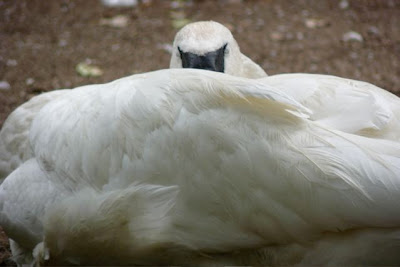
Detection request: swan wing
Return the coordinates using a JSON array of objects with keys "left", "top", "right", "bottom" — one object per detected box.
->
[
  {"left": 0, "top": 90, "right": 67, "bottom": 181},
  {"left": 262, "top": 73, "right": 400, "bottom": 140},
  {"left": 29, "top": 69, "right": 307, "bottom": 190}
]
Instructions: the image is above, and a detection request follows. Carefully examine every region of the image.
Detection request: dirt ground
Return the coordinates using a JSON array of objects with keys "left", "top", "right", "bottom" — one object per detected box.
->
[{"left": 0, "top": 0, "right": 399, "bottom": 264}]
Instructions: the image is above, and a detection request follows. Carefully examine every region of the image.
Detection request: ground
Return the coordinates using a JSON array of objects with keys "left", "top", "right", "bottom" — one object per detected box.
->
[{"left": 0, "top": 0, "right": 399, "bottom": 264}]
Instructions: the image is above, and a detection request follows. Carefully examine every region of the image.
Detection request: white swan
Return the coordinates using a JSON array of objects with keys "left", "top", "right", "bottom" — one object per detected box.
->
[
  {"left": 170, "top": 21, "right": 267, "bottom": 78},
  {"left": 1, "top": 69, "right": 400, "bottom": 265}
]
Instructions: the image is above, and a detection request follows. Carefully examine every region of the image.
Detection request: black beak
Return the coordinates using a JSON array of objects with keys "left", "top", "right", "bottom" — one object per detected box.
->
[{"left": 179, "top": 44, "right": 227, "bottom": 73}]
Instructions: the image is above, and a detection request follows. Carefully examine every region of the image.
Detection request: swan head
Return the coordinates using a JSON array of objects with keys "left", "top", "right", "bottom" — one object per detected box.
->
[{"left": 170, "top": 21, "right": 244, "bottom": 76}]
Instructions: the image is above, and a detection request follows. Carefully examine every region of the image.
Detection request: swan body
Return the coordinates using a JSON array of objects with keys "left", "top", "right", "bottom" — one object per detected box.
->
[
  {"left": 1, "top": 69, "right": 400, "bottom": 265},
  {"left": 170, "top": 21, "right": 267, "bottom": 78}
]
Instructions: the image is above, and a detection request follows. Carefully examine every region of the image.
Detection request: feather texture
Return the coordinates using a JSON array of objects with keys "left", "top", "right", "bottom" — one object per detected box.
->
[
  {"left": 1, "top": 69, "right": 400, "bottom": 265},
  {"left": 263, "top": 73, "right": 400, "bottom": 141},
  {"left": 0, "top": 90, "right": 66, "bottom": 181}
]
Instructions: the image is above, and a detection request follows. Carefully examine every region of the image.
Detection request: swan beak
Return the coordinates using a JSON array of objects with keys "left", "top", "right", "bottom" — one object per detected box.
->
[{"left": 178, "top": 44, "right": 227, "bottom": 73}]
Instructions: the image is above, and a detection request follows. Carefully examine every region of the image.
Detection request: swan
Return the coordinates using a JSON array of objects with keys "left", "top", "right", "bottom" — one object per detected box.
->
[
  {"left": 1, "top": 69, "right": 400, "bottom": 265},
  {"left": 170, "top": 21, "right": 267, "bottom": 78}
]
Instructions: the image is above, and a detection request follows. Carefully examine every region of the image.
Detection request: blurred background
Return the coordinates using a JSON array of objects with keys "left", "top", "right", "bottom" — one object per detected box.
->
[{"left": 0, "top": 0, "right": 399, "bottom": 264}]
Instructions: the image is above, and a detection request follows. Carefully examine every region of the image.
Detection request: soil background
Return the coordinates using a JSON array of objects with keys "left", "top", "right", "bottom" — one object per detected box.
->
[{"left": 0, "top": 0, "right": 399, "bottom": 264}]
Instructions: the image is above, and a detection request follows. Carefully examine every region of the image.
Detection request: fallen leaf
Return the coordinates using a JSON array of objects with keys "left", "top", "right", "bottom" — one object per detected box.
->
[
  {"left": 100, "top": 15, "right": 129, "bottom": 28},
  {"left": 76, "top": 62, "right": 103, "bottom": 77},
  {"left": 170, "top": 10, "right": 190, "bottom": 29},
  {"left": 172, "top": 18, "right": 191, "bottom": 29},
  {"left": 305, "top": 18, "right": 330, "bottom": 29}
]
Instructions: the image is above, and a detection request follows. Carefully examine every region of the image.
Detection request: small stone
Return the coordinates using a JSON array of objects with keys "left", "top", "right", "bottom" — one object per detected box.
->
[
  {"left": 0, "top": 81, "right": 11, "bottom": 90},
  {"left": 301, "top": 10, "right": 310, "bottom": 17},
  {"left": 270, "top": 32, "right": 285, "bottom": 41},
  {"left": 245, "top": 8, "right": 253, "bottom": 16},
  {"left": 111, "top": 44, "right": 120, "bottom": 51},
  {"left": 285, "top": 32, "right": 294, "bottom": 40},
  {"left": 343, "top": 31, "right": 363, "bottom": 42},
  {"left": 170, "top": 1, "right": 181, "bottom": 9},
  {"left": 269, "top": 50, "right": 277, "bottom": 57},
  {"left": 58, "top": 39, "right": 68, "bottom": 47},
  {"left": 309, "top": 64, "right": 318, "bottom": 72},
  {"left": 101, "top": 0, "right": 138, "bottom": 7},
  {"left": 256, "top": 18, "right": 265, "bottom": 27},
  {"left": 367, "top": 52, "right": 374, "bottom": 60},
  {"left": 26, "top": 78, "right": 35, "bottom": 85},
  {"left": 6, "top": 59, "right": 17, "bottom": 66},
  {"left": 339, "top": 0, "right": 349, "bottom": 9},
  {"left": 349, "top": 52, "right": 358, "bottom": 59},
  {"left": 367, "top": 26, "right": 380, "bottom": 36},
  {"left": 296, "top": 32, "right": 304, "bottom": 40}
]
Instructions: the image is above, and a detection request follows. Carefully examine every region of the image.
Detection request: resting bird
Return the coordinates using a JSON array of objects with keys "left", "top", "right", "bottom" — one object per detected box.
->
[
  {"left": 169, "top": 21, "right": 267, "bottom": 78},
  {"left": 1, "top": 69, "right": 400, "bottom": 266}
]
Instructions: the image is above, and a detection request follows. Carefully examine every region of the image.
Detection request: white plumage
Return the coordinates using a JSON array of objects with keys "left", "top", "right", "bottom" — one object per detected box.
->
[
  {"left": 1, "top": 69, "right": 400, "bottom": 265},
  {"left": 261, "top": 73, "right": 400, "bottom": 141},
  {"left": 0, "top": 90, "right": 67, "bottom": 181}
]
